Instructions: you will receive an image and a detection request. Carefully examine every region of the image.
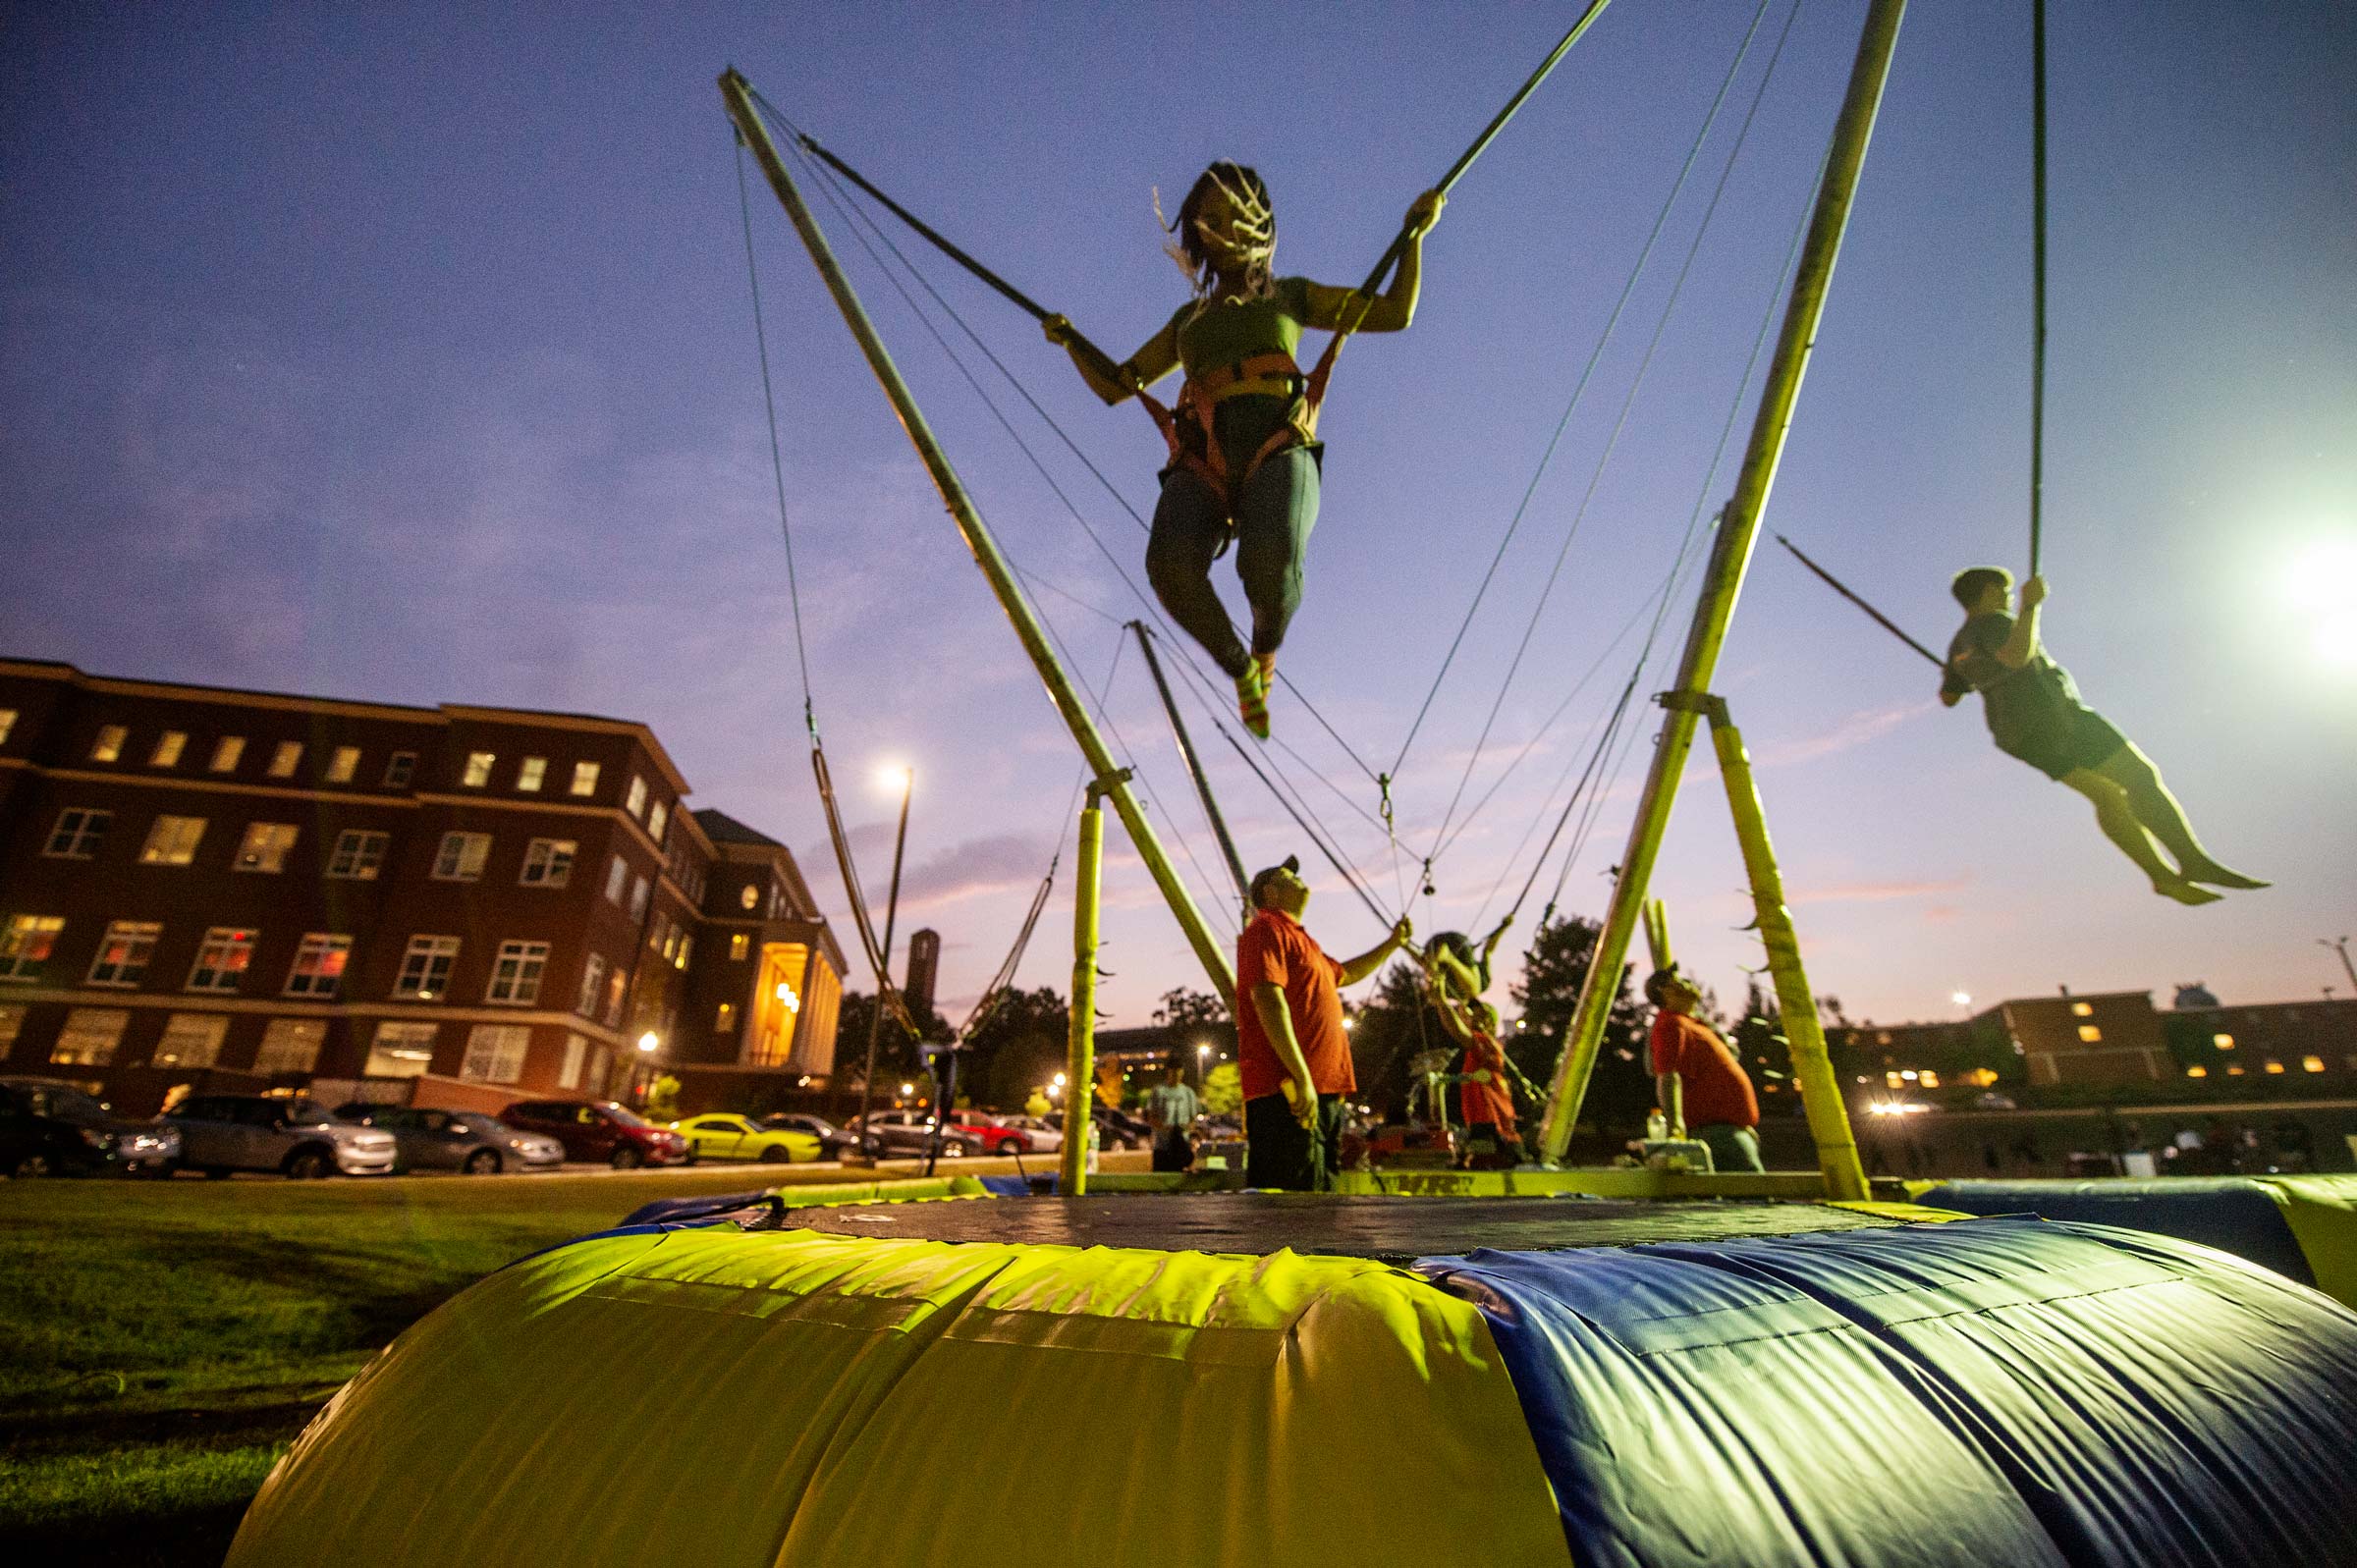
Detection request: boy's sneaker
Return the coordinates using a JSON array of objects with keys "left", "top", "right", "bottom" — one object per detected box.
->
[{"left": 1235, "top": 660, "right": 1271, "bottom": 739}]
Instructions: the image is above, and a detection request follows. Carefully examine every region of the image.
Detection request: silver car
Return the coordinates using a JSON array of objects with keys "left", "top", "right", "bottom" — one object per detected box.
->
[
  {"left": 335, "top": 1105, "right": 564, "bottom": 1174},
  {"left": 167, "top": 1095, "right": 396, "bottom": 1179}
]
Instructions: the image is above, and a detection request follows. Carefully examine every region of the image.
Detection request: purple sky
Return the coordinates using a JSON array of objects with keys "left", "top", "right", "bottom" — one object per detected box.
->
[{"left": 5, "top": 2, "right": 2352, "bottom": 1032}]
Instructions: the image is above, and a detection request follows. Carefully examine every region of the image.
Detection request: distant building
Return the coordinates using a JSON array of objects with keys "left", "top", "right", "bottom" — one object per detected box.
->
[
  {"left": 0, "top": 659, "right": 844, "bottom": 1114},
  {"left": 904, "top": 928, "right": 940, "bottom": 1018},
  {"left": 2000, "top": 991, "right": 2174, "bottom": 1088},
  {"left": 2173, "top": 982, "right": 2221, "bottom": 1009}
]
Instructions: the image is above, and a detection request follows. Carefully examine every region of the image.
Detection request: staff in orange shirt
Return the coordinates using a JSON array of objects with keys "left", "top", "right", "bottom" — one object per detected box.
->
[{"left": 1646, "top": 967, "right": 1763, "bottom": 1174}]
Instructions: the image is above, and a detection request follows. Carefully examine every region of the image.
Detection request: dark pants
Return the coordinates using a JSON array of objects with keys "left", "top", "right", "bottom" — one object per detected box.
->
[
  {"left": 1696, "top": 1122, "right": 1764, "bottom": 1173},
  {"left": 1145, "top": 448, "right": 1320, "bottom": 679},
  {"left": 1245, "top": 1090, "right": 1344, "bottom": 1191},
  {"left": 1151, "top": 1130, "right": 1193, "bottom": 1172}
]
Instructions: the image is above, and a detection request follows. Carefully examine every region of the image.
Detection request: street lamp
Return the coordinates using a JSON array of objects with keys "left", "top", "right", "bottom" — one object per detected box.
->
[
  {"left": 2321, "top": 937, "right": 2357, "bottom": 995},
  {"left": 635, "top": 1031, "right": 660, "bottom": 1055},
  {"left": 1196, "top": 1040, "right": 1212, "bottom": 1087},
  {"left": 855, "top": 764, "right": 916, "bottom": 1161},
  {"left": 1950, "top": 992, "right": 1973, "bottom": 1010}
]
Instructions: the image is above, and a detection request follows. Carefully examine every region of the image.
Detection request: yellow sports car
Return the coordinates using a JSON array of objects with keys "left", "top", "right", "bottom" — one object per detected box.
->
[{"left": 669, "top": 1113, "right": 821, "bottom": 1164}]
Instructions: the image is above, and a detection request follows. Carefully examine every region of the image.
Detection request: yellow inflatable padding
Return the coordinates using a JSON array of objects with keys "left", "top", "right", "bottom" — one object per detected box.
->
[
  {"left": 230, "top": 1228, "right": 1571, "bottom": 1568},
  {"left": 1827, "top": 1200, "right": 1974, "bottom": 1222},
  {"left": 762, "top": 1174, "right": 990, "bottom": 1207},
  {"left": 2261, "top": 1175, "right": 2357, "bottom": 1308}
]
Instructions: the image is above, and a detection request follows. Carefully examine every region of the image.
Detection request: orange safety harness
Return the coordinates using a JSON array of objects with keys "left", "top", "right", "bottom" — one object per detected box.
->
[{"left": 1131, "top": 327, "right": 1353, "bottom": 517}]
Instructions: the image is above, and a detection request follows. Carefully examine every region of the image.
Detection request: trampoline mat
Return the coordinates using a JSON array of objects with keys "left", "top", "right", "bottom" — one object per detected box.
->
[{"left": 785, "top": 1193, "right": 1905, "bottom": 1261}]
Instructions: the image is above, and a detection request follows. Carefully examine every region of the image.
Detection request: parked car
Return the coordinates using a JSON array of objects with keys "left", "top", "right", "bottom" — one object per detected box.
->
[
  {"left": 757, "top": 1111, "right": 858, "bottom": 1157},
  {"left": 1092, "top": 1105, "right": 1151, "bottom": 1151},
  {"left": 334, "top": 1104, "right": 564, "bottom": 1174},
  {"left": 0, "top": 1076, "right": 180, "bottom": 1177},
  {"left": 843, "top": 1110, "right": 970, "bottom": 1159},
  {"left": 166, "top": 1095, "right": 395, "bottom": 1179},
  {"left": 945, "top": 1111, "right": 1034, "bottom": 1157},
  {"left": 671, "top": 1113, "right": 821, "bottom": 1164},
  {"left": 1000, "top": 1113, "right": 1065, "bottom": 1153},
  {"left": 502, "top": 1100, "right": 688, "bottom": 1168}
]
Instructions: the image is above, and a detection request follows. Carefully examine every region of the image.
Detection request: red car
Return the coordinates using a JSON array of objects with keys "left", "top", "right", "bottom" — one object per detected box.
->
[
  {"left": 946, "top": 1112, "right": 1034, "bottom": 1157},
  {"left": 502, "top": 1100, "right": 688, "bottom": 1168}
]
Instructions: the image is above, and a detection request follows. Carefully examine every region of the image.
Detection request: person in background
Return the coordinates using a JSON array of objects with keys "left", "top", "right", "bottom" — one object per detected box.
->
[
  {"left": 1645, "top": 966, "right": 1763, "bottom": 1174},
  {"left": 1236, "top": 855, "right": 1412, "bottom": 1190},
  {"left": 1426, "top": 983, "right": 1529, "bottom": 1167},
  {"left": 1144, "top": 1059, "right": 1201, "bottom": 1173}
]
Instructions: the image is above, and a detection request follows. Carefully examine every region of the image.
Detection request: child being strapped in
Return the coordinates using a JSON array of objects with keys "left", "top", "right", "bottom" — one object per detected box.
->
[
  {"left": 1940, "top": 567, "right": 2265, "bottom": 905},
  {"left": 1045, "top": 163, "right": 1443, "bottom": 738}
]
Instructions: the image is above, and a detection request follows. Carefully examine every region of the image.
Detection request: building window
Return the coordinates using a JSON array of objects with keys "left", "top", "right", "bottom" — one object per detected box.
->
[
  {"left": 603, "top": 855, "right": 630, "bottom": 904},
  {"left": 0, "top": 1006, "right": 22, "bottom": 1050},
  {"left": 43, "top": 809, "right": 111, "bottom": 859},
  {"left": 85, "top": 921, "right": 161, "bottom": 988},
  {"left": 570, "top": 761, "right": 600, "bottom": 796},
  {"left": 253, "top": 1018, "right": 327, "bottom": 1076},
  {"left": 486, "top": 941, "right": 550, "bottom": 1004},
  {"left": 432, "top": 832, "right": 492, "bottom": 882},
  {"left": 603, "top": 971, "right": 626, "bottom": 1028},
  {"left": 234, "top": 823, "right": 300, "bottom": 873},
  {"left": 50, "top": 1007, "right": 129, "bottom": 1066},
  {"left": 2213, "top": 1033, "right": 2235, "bottom": 1050},
  {"left": 576, "top": 952, "right": 607, "bottom": 1016},
  {"left": 2069, "top": 1001, "right": 2093, "bottom": 1017},
  {"left": 2185, "top": 1064, "right": 2208, "bottom": 1078},
  {"left": 90, "top": 725, "right": 128, "bottom": 763},
  {"left": 384, "top": 751, "right": 417, "bottom": 787},
  {"left": 628, "top": 875, "right": 651, "bottom": 921},
  {"left": 462, "top": 751, "right": 496, "bottom": 787},
  {"left": 326, "top": 830, "right": 389, "bottom": 880},
  {"left": 284, "top": 934, "right": 352, "bottom": 999},
  {"left": 730, "top": 932, "right": 749, "bottom": 961},
  {"left": 365, "top": 1021, "right": 438, "bottom": 1078},
  {"left": 740, "top": 884, "right": 759, "bottom": 912},
  {"left": 210, "top": 735, "right": 246, "bottom": 773},
  {"left": 394, "top": 936, "right": 462, "bottom": 1000},
  {"left": 517, "top": 757, "right": 546, "bottom": 792},
  {"left": 0, "top": 709, "right": 16, "bottom": 745},
  {"left": 150, "top": 730, "right": 189, "bottom": 768},
  {"left": 152, "top": 1013, "right": 228, "bottom": 1069},
  {"left": 461, "top": 1024, "right": 532, "bottom": 1084},
  {"left": 2303, "top": 1055, "right": 2326, "bottom": 1073},
  {"left": 674, "top": 932, "right": 692, "bottom": 970},
  {"left": 624, "top": 775, "right": 648, "bottom": 819},
  {"left": 558, "top": 1031, "right": 588, "bottom": 1090},
  {"left": 188, "top": 928, "right": 257, "bottom": 993},
  {"left": 2076, "top": 1025, "right": 2103, "bottom": 1043},
  {"left": 266, "top": 741, "right": 303, "bottom": 779},
  {"left": 716, "top": 1001, "right": 737, "bottom": 1032},
  {"left": 326, "top": 746, "right": 361, "bottom": 784},
  {"left": 139, "top": 815, "right": 208, "bottom": 866},
  {"left": 646, "top": 798, "right": 668, "bottom": 843},
  {"left": 0, "top": 915, "right": 65, "bottom": 982},
  {"left": 520, "top": 838, "right": 576, "bottom": 888},
  {"left": 2264, "top": 1059, "right": 2286, "bottom": 1075}
]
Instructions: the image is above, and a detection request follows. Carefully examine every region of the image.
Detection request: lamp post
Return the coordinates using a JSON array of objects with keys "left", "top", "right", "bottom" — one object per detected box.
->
[
  {"left": 2322, "top": 937, "right": 2357, "bottom": 996},
  {"left": 854, "top": 765, "right": 913, "bottom": 1160}
]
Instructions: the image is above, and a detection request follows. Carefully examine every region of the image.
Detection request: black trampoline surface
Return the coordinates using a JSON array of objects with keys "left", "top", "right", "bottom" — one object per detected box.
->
[{"left": 783, "top": 1192, "right": 1906, "bottom": 1261}]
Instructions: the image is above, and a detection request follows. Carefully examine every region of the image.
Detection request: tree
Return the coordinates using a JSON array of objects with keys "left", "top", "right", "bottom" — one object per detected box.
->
[
  {"left": 832, "top": 991, "right": 953, "bottom": 1093},
  {"left": 1154, "top": 987, "right": 1231, "bottom": 1029},
  {"left": 1346, "top": 960, "right": 1438, "bottom": 1117},
  {"left": 959, "top": 985, "right": 1070, "bottom": 1109},
  {"left": 643, "top": 1074, "right": 683, "bottom": 1123},
  {"left": 1507, "top": 913, "right": 1653, "bottom": 1145},
  {"left": 1201, "top": 1060, "right": 1242, "bottom": 1117}
]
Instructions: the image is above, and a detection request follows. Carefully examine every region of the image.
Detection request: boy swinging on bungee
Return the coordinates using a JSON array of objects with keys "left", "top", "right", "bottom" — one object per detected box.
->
[
  {"left": 1941, "top": 567, "right": 2265, "bottom": 905},
  {"left": 1045, "top": 163, "right": 1444, "bottom": 738}
]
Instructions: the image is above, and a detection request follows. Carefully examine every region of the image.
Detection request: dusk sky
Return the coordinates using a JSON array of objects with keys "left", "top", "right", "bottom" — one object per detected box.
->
[{"left": 5, "top": 1, "right": 2351, "bottom": 1036}]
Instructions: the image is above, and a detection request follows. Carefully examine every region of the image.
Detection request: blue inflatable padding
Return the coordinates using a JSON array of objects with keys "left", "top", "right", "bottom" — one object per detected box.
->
[
  {"left": 1910, "top": 1178, "right": 2316, "bottom": 1286},
  {"left": 619, "top": 1190, "right": 768, "bottom": 1227},
  {"left": 976, "top": 1174, "right": 1032, "bottom": 1198},
  {"left": 1426, "top": 1217, "right": 2357, "bottom": 1567}
]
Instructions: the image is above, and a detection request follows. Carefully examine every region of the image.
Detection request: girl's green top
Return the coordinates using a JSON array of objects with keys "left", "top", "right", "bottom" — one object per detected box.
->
[{"left": 1152, "top": 277, "right": 1362, "bottom": 478}]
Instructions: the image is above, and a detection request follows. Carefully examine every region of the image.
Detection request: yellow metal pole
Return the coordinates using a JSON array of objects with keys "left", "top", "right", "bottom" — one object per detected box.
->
[
  {"left": 719, "top": 70, "right": 1234, "bottom": 1005},
  {"left": 1534, "top": 0, "right": 1907, "bottom": 1161},
  {"left": 1060, "top": 789, "right": 1104, "bottom": 1193},
  {"left": 1701, "top": 698, "right": 1867, "bottom": 1199}
]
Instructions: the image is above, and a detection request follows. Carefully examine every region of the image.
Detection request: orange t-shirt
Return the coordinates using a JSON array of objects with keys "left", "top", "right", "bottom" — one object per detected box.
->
[
  {"left": 1460, "top": 1032, "right": 1515, "bottom": 1130},
  {"left": 1235, "top": 910, "right": 1354, "bottom": 1101},
  {"left": 1648, "top": 1010, "right": 1758, "bottom": 1129}
]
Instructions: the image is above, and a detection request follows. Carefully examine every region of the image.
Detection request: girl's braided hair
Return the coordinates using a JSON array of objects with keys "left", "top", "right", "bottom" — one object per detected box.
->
[{"left": 1162, "top": 161, "right": 1277, "bottom": 306}]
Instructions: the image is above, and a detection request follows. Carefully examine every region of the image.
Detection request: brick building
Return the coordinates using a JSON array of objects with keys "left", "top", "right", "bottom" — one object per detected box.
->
[{"left": 0, "top": 660, "right": 843, "bottom": 1114}]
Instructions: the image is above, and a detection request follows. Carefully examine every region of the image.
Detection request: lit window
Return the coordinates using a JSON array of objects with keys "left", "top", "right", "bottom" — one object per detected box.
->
[
  {"left": 739, "top": 884, "right": 759, "bottom": 912},
  {"left": 2185, "top": 1064, "right": 2208, "bottom": 1078},
  {"left": 2076, "top": 1025, "right": 2103, "bottom": 1043},
  {"left": 1885, "top": 1071, "right": 1903, "bottom": 1088},
  {"left": 253, "top": 1019, "right": 327, "bottom": 1076},
  {"left": 716, "top": 1001, "right": 737, "bottom": 1031},
  {"left": 89, "top": 725, "right": 128, "bottom": 763},
  {"left": 266, "top": 741, "right": 303, "bottom": 779},
  {"left": 486, "top": 941, "right": 550, "bottom": 1005},
  {"left": 1919, "top": 1070, "right": 1940, "bottom": 1089},
  {"left": 43, "top": 809, "right": 111, "bottom": 859},
  {"left": 210, "top": 735, "right": 246, "bottom": 773},
  {"left": 730, "top": 933, "right": 749, "bottom": 961},
  {"left": 394, "top": 936, "right": 462, "bottom": 1000},
  {"left": 461, "top": 1024, "right": 532, "bottom": 1084},
  {"left": 603, "top": 970, "right": 626, "bottom": 1027},
  {"left": 2303, "top": 1055, "right": 2326, "bottom": 1073},
  {"left": 50, "top": 1007, "right": 129, "bottom": 1066},
  {"left": 0, "top": 1005, "right": 23, "bottom": 1049},
  {"left": 675, "top": 932, "right": 692, "bottom": 970},
  {"left": 326, "top": 746, "right": 360, "bottom": 784},
  {"left": 152, "top": 1013, "right": 228, "bottom": 1069},
  {"left": 187, "top": 928, "right": 256, "bottom": 993},
  {"left": 624, "top": 775, "right": 648, "bottom": 819},
  {"left": 0, "top": 915, "right": 65, "bottom": 982},
  {"left": 628, "top": 874, "right": 650, "bottom": 920},
  {"left": 0, "top": 709, "right": 16, "bottom": 745},
  {"left": 2265, "top": 1059, "right": 2286, "bottom": 1075},
  {"left": 2226, "top": 1064, "right": 2245, "bottom": 1076},
  {"left": 462, "top": 751, "right": 496, "bottom": 787},
  {"left": 570, "top": 761, "right": 601, "bottom": 796},
  {"left": 2070, "top": 1001, "right": 2093, "bottom": 1017},
  {"left": 603, "top": 855, "right": 630, "bottom": 904},
  {"left": 234, "top": 823, "right": 300, "bottom": 873},
  {"left": 326, "top": 830, "right": 390, "bottom": 880},
  {"left": 2213, "top": 1033, "right": 2235, "bottom": 1050},
  {"left": 517, "top": 757, "right": 547, "bottom": 793},
  {"left": 520, "top": 838, "right": 576, "bottom": 888},
  {"left": 432, "top": 832, "right": 492, "bottom": 882},
  {"left": 383, "top": 751, "right": 417, "bottom": 787},
  {"left": 576, "top": 952, "right": 607, "bottom": 1016},
  {"left": 558, "top": 1031, "right": 588, "bottom": 1090},
  {"left": 139, "top": 816, "right": 208, "bottom": 866},
  {"left": 654, "top": 917, "right": 675, "bottom": 958},
  {"left": 284, "top": 934, "right": 352, "bottom": 999},
  {"left": 365, "top": 1021, "right": 439, "bottom": 1078},
  {"left": 86, "top": 922, "right": 161, "bottom": 988},
  {"left": 647, "top": 798, "right": 669, "bottom": 842},
  {"left": 149, "top": 730, "right": 188, "bottom": 768}
]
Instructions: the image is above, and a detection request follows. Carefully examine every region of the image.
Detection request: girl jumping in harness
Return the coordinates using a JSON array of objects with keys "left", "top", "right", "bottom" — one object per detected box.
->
[{"left": 1044, "top": 163, "right": 1443, "bottom": 737}]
